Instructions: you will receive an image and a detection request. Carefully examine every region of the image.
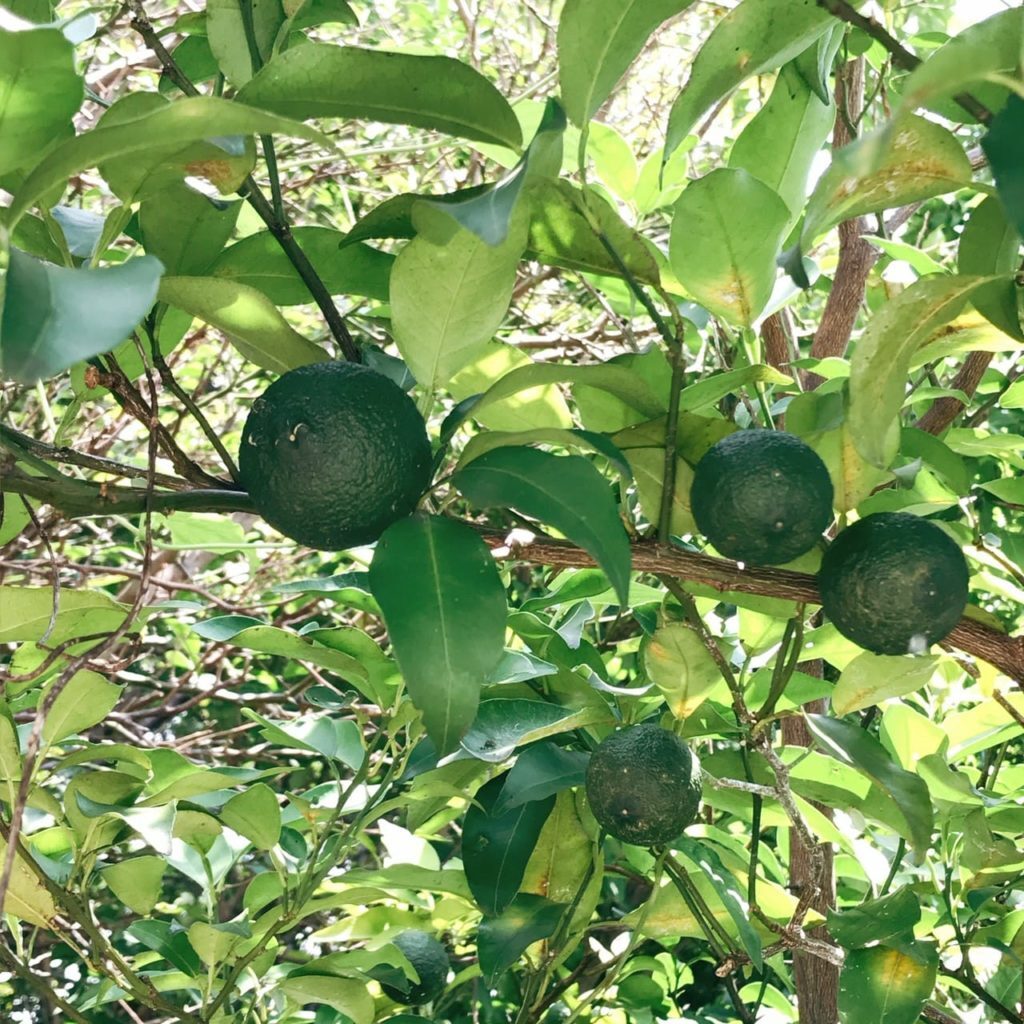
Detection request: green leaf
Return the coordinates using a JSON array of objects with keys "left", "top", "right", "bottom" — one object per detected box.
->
[
  {"left": 664, "top": 0, "right": 840, "bottom": 161},
  {"left": 291, "top": 0, "right": 358, "bottom": 30},
  {"left": 457, "top": 428, "right": 632, "bottom": 481},
  {"left": 492, "top": 743, "right": 590, "bottom": 815},
  {"left": 827, "top": 887, "right": 921, "bottom": 949},
  {"left": 453, "top": 447, "right": 632, "bottom": 604},
  {"left": 478, "top": 893, "right": 565, "bottom": 983},
  {"left": 220, "top": 783, "right": 281, "bottom": 850},
  {"left": 42, "top": 671, "right": 122, "bottom": 744},
  {"left": 101, "top": 857, "right": 167, "bottom": 915},
  {"left": 140, "top": 186, "right": 242, "bottom": 277},
  {"left": 627, "top": 449, "right": 695, "bottom": 537},
  {"left": 801, "top": 115, "right": 972, "bottom": 246},
  {"left": 125, "top": 920, "right": 202, "bottom": 976},
  {"left": 643, "top": 621, "right": 725, "bottom": 719},
  {"left": 677, "top": 365, "right": 792, "bottom": 413},
  {"left": 157, "top": 275, "right": 328, "bottom": 374},
  {"left": 0, "top": 587, "right": 128, "bottom": 645},
  {"left": 804, "top": 714, "right": 934, "bottom": 853},
  {"left": 5, "top": 95, "right": 327, "bottom": 228},
  {"left": 463, "top": 774, "right": 556, "bottom": 916},
  {"left": 237, "top": 43, "right": 522, "bottom": 150},
  {"left": 390, "top": 212, "right": 526, "bottom": 389},
  {"left": 839, "top": 943, "right": 938, "bottom": 1024},
  {"left": 806, "top": 421, "right": 891, "bottom": 514},
  {"left": 982, "top": 95, "right": 1024, "bottom": 243},
  {"left": 187, "top": 920, "right": 252, "bottom": 967},
  {"left": 675, "top": 836, "right": 762, "bottom": 970},
  {"left": 848, "top": 274, "right": 998, "bottom": 467},
  {"left": 557, "top": 0, "right": 697, "bottom": 126},
  {"left": 211, "top": 227, "right": 393, "bottom": 305},
  {"left": 207, "top": 0, "right": 285, "bottom": 86},
  {"left": 462, "top": 699, "right": 605, "bottom": 763},
  {"left": 369, "top": 516, "right": 507, "bottom": 755},
  {"left": 0, "top": 26, "right": 82, "bottom": 175},
  {"left": 896, "top": 8, "right": 1022, "bottom": 118},
  {"left": 670, "top": 168, "right": 789, "bottom": 326},
  {"left": 729, "top": 61, "right": 833, "bottom": 228},
  {"left": 76, "top": 796, "right": 177, "bottom": 856},
  {"left": 0, "top": 836, "right": 57, "bottom": 927},
  {"left": 979, "top": 476, "right": 1024, "bottom": 505},
  {"left": 0, "top": 248, "right": 164, "bottom": 384},
  {"left": 957, "top": 196, "right": 1023, "bottom": 341},
  {"left": 832, "top": 653, "right": 940, "bottom": 717},
  {"left": 242, "top": 710, "right": 364, "bottom": 768},
  {"left": 278, "top": 975, "right": 373, "bottom": 1024}
]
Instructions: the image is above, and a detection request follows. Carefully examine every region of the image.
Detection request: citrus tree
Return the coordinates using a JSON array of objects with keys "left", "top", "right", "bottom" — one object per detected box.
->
[{"left": 1, "top": 2, "right": 1024, "bottom": 1023}]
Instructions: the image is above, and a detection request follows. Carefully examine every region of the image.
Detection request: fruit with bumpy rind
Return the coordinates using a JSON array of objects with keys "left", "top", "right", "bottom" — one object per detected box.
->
[
  {"left": 690, "top": 429, "right": 833, "bottom": 565},
  {"left": 818, "top": 511, "right": 969, "bottom": 655},
  {"left": 380, "top": 930, "right": 450, "bottom": 1006},
  {"left": 239, "top": 361, "right": 432, "bottom": 550},
  {"left": 585, "top": 723, "right": 702, "bottom": 846}
]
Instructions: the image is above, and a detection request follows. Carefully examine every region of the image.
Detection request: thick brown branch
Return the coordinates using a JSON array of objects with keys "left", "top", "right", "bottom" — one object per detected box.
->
[{"left": 916, "top": 350, "right": 994, "bottom": 435}]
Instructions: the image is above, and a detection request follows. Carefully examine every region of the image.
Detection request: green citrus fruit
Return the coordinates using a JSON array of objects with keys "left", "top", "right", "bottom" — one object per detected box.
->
[
  {"left": 818, "top": 511, "right": 969, "bottom": 655},
  {"left": 381, "top": 930, "right": 450, "bottom": 1006},
  {"left": 690, "top": 429, "right": 833, "bottom": 565},
  {"left": 239, "top": 361, "right": 432, "bottom": 550},
  {"left": 585, "top": 724, "right": 702, "bottom": 846}
]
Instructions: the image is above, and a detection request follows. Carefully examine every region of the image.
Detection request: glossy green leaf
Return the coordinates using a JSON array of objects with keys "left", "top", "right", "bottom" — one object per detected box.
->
[
  {"left": 139, "top": 186, "right": 242, "bottom": 277},
  {"left": 0, "top": 587, "right": 128, "bottom": 644},
  {"left": 828, "top": 887, "right": 921, "bottom": 949},
  {"left": 463, "top": 774, "right": 556, "bottom": 916},
  {"left": 390, "top": 212, "right": 526, "bottom": 389},
  {"left": 643, "top": 621, "right": 724, "bottom": 719},
  {"left": 158, "top": 276, "right": 328, "bottom": 374},
  {"left": 804, "top": 714, "right": 934, "bottom": 853},
  {"left": 0, "top": 837, "right": 57, "bottom": 927},
  {"left": 238, "top": 44, "right": 522, "bottom": 150},
  {"left": 453, "top": 446, "right": 632, "bottom": 604},
  {"left": 0, "top": 26, "right": 82, "bottom": 175},
  {"left": 897, "top": 8, "right": 1022, "bottom": 117},
  {"left": 802, "top": 115, "right": 972, "bottom": 247},
  {"left": 187, "top": 921, "right": 251, "bottom": 967},
  {"left": 291, "top": 0, "right": 358, "bottom": 30},
  {"left": 848, "top": 274, "right": 998, "bottom": 467},
  {"left": 675, "top": 837, "right": 762, "bottom": 970},
  {"left": 5, "top": 95, "right": 326, "bottom": 228},
  {"left": 557, "top": 0, "right": 697, "bottom": 126},
  {"left": 627, "top": 449, "right": 695, "bottom": 537},
  {"left": 664, "top": 0, "right": 840, "bottom": 161},
  {"left": 370, "top": 516, "right": 507, "bottom": 754},
  {"left": 42, "top": 671, "right": 122, "bottom": 744},
  {"left": 677, "top": 365, "right": 792, "bottom": 413},
  {"left": 211, "top": 227, "right": 393, "bottom": 305},
  {"left": 279, "top": 975, "right": 373, "bottom": 1023},
  {"left": 220, "top": 783, "right": 281, "bottom": 849},
  {"left": 839, "top": 943, "right": 938, "bottom": 1024},
  {"left": 207, "top": 0, "right": 285, "bottom": 86},
  {"left": 124, "top": 920, "right": 202, "bottom": 976},
  {"left": 492, "top": 743, "right": 590, "bottom": 815},
  {"left": 0, "top": 248, "right": 164, "bottom": 384},
  {"left": 101, "top": 857, "right": 167, "bottom": 916},
  {"left": 478, "top": 893, "right": 565, "bottom": 983},
  {"left": 242, "top": 710, "right": 364, "bottom": 768},
  {"left": 462, "top": 699, "right": 605, "bottom": 763},
  {"left": 670, "top": 168, "right": 789, "bottom": 325},
  {"left": 729, "top": 61, "right": 833, "bottom": 227},
  {"left": 76, "top": 796, "right": 177, "bottom": 856},
  {"left": 832, "top": 653, "right": 940, "bottom": 717},
  {"left": 458, "top": 428, "right": 631, "bottom": 481},
  {"left": 982, "top": 95, "right": 1024, "bottom": 242},
  {"left": 957, "top": 196, "right": 1023, "bottom": 341}
]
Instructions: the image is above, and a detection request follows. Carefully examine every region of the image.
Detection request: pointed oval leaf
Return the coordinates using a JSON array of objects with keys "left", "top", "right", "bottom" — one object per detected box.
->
[
  {"left": 157, "top": 275, "right": 328, "bottom": 374},
  {"left": 0, "top": 249, "right": 164, "bottom": 384},
  {"left": 0, "top": 26, "right": 82, "bottom": 175},
  {"left": 0, "top": 837, "right": 57, "bottom": 927},
  {"left": 101, "top": 856, "right": 167, "bottom": 916},
  {"left": 664, "top": 0, "right": 840, "bottom": 161},
  {"left": 42, "top": 671, "right": 122, "bottom": 744},
  {"left": 627, "top": 449, "right": 695, "bottom": 537},
  {"left": 207, "top": 0, "right": 284, "bottom": 86},
  {"left": 463, "top": 774, "right": 556, "bottom": 916},
  {"left": 833, "top": 653, "right": 940, "bottom": 717},
  {"left": 957, "top": 196, "right": 1023, "bottom": 341},
  {"left": 557, "top": 0, "right": 697, "bottom": 126},
  {"left": 643, "top": 621, "right": 724, "bottom": 719},
  {"left": 278, "top": 976, "right": 373, "bottom": 1024},
  {"left": 849, "top": 274, "right": 999, "bottom": 467},
  {"left": 982, "top": 95, "right": 1024, "bottom": 242},
  {"left": 369, "top": 516, "right": 507, "bottom": 755},
  {"left": 6, "top": 96, "right": 328, "bottom": 228},
  {"left": 453, "top": 446, "right": 632, "bottom": 604},
  {"left": 237, "top": 44, "right": 522, "bottom": 150},
  {"left": 220, "top": 783, "right": 281, "bottom": 850},
  {"left": 827, "top": 887, "right": 920, "bottom": 949},
  {"left": 838, "top": 944, "right": 938, "bottom": 1024},
  {"left": 492, "top": 744, "right": 590, "bottom": 815},
  {"left": 478, "top": 893, "right": 566, "bottom": 983},
  {"left": 670, "top": 168, "right": 790, "bottom": 326}
]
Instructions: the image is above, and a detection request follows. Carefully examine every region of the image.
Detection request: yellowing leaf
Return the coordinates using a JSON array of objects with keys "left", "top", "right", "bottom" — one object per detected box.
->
[{"left": 643, "top": 621, "right": 725, "bottom": 719}]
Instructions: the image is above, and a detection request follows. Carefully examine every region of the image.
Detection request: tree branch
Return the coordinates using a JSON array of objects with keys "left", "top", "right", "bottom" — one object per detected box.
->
[{"left": 916, "top": 351, "right": 994, "bottom": 435}]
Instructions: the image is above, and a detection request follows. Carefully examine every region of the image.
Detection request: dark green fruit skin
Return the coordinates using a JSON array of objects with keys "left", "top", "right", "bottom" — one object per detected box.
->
[
  {"left": 585, "top": 724, "right": 702, "bottom": 846},
  {"left": 381, "top": 931, "right": 450, "bottom": 1005},
  {"left": 690, "top": 430, "right": 833, "bottom": 565},
  {"left": 819, "top": 512, "right": 969, "bottom": 655},
  {"left": 239, "top": 362, "right": 432, "bottom": 551}
]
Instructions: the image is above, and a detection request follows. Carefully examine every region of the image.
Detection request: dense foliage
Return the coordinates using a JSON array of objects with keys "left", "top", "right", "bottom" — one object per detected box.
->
[{"left": 1, "top": 2, "right": 1023, "bottom": 1024}]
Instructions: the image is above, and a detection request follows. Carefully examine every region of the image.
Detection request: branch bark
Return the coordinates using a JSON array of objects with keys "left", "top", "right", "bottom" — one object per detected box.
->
[{"left": 916, "top": 350, "right": 995, "bottom": 435}]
